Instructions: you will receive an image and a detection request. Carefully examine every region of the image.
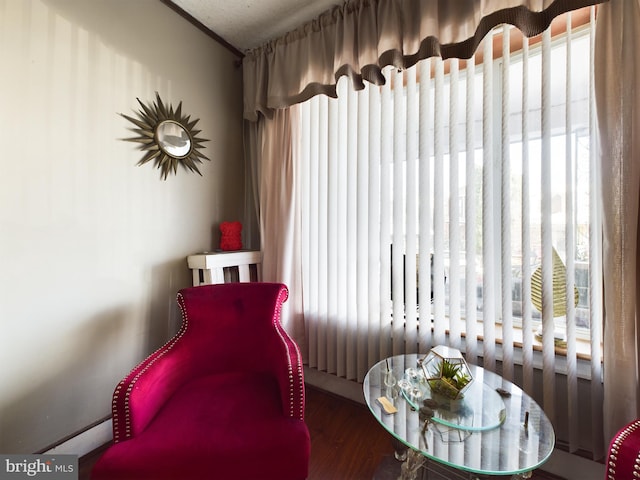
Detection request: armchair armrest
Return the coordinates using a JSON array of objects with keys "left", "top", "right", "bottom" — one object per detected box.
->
[
  {"left": 263, "top": 292, "right": 305, "bottom": 420},
  {"left": 110, "top": 325, "right": 193, "bottom": 443}
]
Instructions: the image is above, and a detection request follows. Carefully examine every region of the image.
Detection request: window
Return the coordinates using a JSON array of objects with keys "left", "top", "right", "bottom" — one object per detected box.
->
[{"left": 299, "top": 9, "right": 601, "bottom": 384}]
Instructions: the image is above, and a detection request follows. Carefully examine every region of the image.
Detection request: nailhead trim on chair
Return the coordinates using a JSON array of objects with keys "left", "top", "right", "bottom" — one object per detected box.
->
[
  {"left": 607, "top": 419, "right": 640, "bottom": 480},
  {"left": 112, "top": 294, "right": 189, "bottom": 443},
  {"left": 272, "top": 286, "right": 305, "bottom": 420}
]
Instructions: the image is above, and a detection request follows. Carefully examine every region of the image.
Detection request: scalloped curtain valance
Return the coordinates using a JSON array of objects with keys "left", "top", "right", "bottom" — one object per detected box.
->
[{"left": 242, "top": 0, "right": 607, "bottom": 121}]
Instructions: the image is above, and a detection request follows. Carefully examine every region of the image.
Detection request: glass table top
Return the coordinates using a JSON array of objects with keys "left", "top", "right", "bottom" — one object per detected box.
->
[
  {"left": 396, "top": 363, "right": 506, "bottom": 432},
  {"left": 363, "top": 354, "right": 555, "bottom": 476}
]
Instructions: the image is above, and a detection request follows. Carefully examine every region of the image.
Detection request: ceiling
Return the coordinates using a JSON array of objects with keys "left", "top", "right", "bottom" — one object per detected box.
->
[{"left": 168, "top": 0, "right": 341, "bottom": 54}]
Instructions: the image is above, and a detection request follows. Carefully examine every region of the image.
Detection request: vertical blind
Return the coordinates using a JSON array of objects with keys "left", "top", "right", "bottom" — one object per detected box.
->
[{"left": 300, "top": 8, "right": 603, "bottom": 457}]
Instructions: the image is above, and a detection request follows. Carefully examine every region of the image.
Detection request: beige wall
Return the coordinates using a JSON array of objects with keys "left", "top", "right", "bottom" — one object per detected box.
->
[{"left": 0, "top": 0, "right": 244, "bottom": 453}]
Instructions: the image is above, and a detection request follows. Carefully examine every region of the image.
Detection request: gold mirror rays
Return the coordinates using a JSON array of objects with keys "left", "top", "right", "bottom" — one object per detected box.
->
[{"left": 120, "top": 92, "right": 210, "bottom": 180}]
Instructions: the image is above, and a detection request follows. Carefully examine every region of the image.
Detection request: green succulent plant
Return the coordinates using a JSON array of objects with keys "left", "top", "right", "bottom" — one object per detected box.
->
[
  {"left": 428, "top": 359, "right": 471, "bottom": 399},
  {"left": 437, "top": 359, "right": 461, "bottom": 379},
  {"left": 454, "top": 371, "right": 471, "bottom": 389}
]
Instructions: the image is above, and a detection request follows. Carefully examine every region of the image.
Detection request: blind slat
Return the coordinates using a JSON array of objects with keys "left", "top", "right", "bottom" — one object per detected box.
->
[
  {"left": 355, "top": 88, "right": 370, "bottom": 380},
  {"left": 521, "top": 36, "right": 535, "bottom": 394},
  {"left": 346, "top": 86, "right": 358, "bottom": 380},
  {"left": 318, "top": 96, "right": 329, "bottom": 372},
  {"left": 380, "top": 68, "right": 393, "bottom": 361},
  {"left": 464, "top": 57, "right": 478, "bottom": 365},
  {"left": 501, "top": 24, "right": 514, "bottom": 382},
  {"left": 540, "top": 28, "right": 556, "bottom": 424},
  {"left": 368, "top": 78, "right": 382, "bottom": 368},
  {"left": 449, "top": 58, "right": 462, "bottom": 349},
  {"left": 405, "top": 65, "right": 419, "bottom": 353},
  {"left": 418, "top": 59, "right": 433, "bottom": 351},
  {"left": 327, "top": 93, "right": 339, "bottom": 375},
  {"left": 392, "top": 69, "right": 405, "bottom": 356},
  {"left": 336, "top": 79, "right": 349, "bottom": 378},
  {"left": 433, "top": 58, "right": 447, "bottom": 346},
  {"left": 482, "top": 33, "right": 497, "bottom": 371}
]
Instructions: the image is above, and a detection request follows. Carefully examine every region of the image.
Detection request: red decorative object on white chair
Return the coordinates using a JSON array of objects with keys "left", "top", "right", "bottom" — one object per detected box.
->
[{"left": 219, "top": 220, "right": 243, "bottom": 251}]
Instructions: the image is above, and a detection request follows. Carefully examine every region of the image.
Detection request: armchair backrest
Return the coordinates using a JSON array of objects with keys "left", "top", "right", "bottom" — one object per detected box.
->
[
  {"left": 176, "top": 282, "right": 283, "bottom": 365},
  {"left": 176, "top": 282, "right": 305, "bottom": 419}
]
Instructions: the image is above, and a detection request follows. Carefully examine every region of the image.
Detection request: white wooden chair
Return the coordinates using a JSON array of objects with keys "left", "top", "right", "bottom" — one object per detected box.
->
[{"left": 187, "top": 251, "right": 262, "bottom": 286}]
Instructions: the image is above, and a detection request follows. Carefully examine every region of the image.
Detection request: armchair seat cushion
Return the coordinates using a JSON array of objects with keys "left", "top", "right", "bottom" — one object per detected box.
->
[{"left": 93, "top": 371, "right": 310, "bottom": 480}]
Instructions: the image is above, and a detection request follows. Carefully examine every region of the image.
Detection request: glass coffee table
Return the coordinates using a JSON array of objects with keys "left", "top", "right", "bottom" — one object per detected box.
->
[{"left": 363, "top": 354, "right": 555, "bottom": 479}]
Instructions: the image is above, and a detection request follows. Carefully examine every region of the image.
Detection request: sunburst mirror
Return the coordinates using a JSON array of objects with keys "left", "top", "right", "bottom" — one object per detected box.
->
[{"left": 120, "top": 92, "right": 209, "bottom": 180}]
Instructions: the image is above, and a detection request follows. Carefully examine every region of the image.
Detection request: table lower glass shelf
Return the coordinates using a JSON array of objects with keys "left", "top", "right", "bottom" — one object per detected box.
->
[{"left": 397, "top": 375, "right": 507, "bottom": 432}]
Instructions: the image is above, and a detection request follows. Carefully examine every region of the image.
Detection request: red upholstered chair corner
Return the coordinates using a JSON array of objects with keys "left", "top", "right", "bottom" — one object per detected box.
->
[
  {"left": 91, "top": 283, "right": 310, "bottom": 480},
  {"left": 606, "top": 419, "right": 640, "bottom": 479}
]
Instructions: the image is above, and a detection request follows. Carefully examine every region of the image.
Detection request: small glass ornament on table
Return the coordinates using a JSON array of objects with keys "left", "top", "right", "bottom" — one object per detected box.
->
[{"left": 400, "top": 367, "right": 424, "bottom": 404}]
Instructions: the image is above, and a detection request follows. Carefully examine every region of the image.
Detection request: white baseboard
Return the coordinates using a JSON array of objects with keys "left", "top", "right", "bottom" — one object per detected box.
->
[
  {"left": 543, "top": 448, "right": 605, "bottom": 480},
  {"left": 45, "top": 419, "right": 112, "bottom": 457},
  {"left": 303, "top": 367, "right": 606, "bottom": 480},
  {"left": 304, "top": 366, "right": 364, "bottom": 404}
]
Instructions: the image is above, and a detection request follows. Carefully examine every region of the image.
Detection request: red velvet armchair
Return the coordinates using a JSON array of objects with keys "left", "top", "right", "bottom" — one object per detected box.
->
[
  {"left": 606, "top": 419, "right": 640, "bottom": 480},
  {"left": 91, "top": 283, "right": 310, "bottom": 480}
]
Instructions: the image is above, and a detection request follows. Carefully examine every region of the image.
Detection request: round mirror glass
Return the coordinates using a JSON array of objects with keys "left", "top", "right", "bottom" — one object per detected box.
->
[{"left": 156, "top": 120, "right": 191, "bottom": 158}]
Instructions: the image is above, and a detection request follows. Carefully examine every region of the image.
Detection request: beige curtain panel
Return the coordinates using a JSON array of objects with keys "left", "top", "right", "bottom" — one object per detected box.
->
[
  {"left": 595, "top": 0, "right": 640, "bottom": 443},
  {"left": 243, "top": 0, "right": 606, "bottom": 121}
]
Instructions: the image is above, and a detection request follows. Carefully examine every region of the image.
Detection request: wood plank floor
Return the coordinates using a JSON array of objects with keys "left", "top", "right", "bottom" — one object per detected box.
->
[
  {"left": 304, "top": 387, "right": 395, "bottom": 479},
  {"left": 78, "top": 385, "right": 564, "bottom": 480}
]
